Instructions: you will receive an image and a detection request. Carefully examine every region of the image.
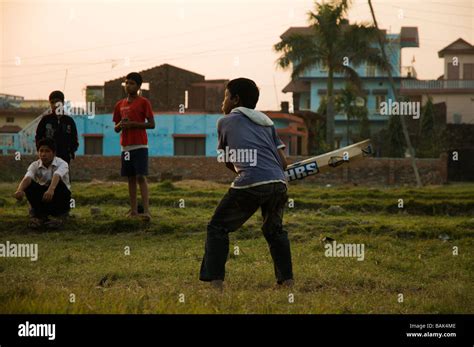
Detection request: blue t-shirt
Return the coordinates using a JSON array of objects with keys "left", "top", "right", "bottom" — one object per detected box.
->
[{"left": 217, "top": 108, "right": 287, "bottom": 188}]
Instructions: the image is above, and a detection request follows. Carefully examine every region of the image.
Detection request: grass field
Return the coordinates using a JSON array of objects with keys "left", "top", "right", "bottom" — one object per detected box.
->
[{"left": 0, "top": 180, "right": 473, "bottom": 314}]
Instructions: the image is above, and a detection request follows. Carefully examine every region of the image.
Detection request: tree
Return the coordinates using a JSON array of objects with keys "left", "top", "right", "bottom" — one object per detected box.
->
[
  {"left": 417, "top": 97, "right": 436, "bottom": 158},
  {"left": 357, "top": 105, "right": 371, "bottom": 141},
  {"left": 387, "top": 114, "right": 406, "bottom": 158},
  {"left": 274, "top": 0, "right": 389, "bottom": 150},
  {"left": 336, "top": 83, "right": 369, "bottom": 144}
]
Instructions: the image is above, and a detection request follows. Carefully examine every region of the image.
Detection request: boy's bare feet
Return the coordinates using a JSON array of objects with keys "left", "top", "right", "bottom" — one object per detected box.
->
[
  {"left": 278, "top": 279, "right": 294, "bottom": 288},
  {"left": 210, "top": 280, "right": 224, "bottom": 291},
  {"left": 44, "top": 217, "right": 64, "bottom": 229},
  {"left": 139, "top": 212, "right": 151, "bottom": 222},
  {"left": 27, "top": 217, "right": 44, "bottom": 230},
  {"left": 125, "top": 210, "right": 139, "bottom": 218}
]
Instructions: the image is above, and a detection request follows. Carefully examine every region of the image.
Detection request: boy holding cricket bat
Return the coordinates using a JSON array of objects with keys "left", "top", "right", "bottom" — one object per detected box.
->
[
  {"left": 199, "top": 78, "right": 294, "bottom": 289},
  {"left": 113, "top": 72, "right": 155, "bottom": 221}
]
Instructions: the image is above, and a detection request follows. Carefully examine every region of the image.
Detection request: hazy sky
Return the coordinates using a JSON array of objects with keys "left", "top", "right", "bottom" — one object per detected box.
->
[{"left": 1, "top": 0, "right": 473, "bottom": 111}]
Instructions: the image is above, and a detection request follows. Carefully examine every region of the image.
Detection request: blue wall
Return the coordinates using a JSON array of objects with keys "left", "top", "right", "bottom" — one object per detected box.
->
[
  {"left": 74, "top": 114, "right": 222, "bottom": 156},
  {"left": 64, "top": 113, "right": 292, "bottom": 157}
]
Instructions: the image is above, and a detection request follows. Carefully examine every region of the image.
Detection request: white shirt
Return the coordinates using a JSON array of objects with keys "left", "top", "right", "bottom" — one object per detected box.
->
[{"left": 25, "top": 157, "right": 71, "bottom": 190}]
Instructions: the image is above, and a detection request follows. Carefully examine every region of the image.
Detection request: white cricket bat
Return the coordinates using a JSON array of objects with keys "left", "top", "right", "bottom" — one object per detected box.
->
[{"left": 285, "top": 139, "right": 373, "bottom": 182}]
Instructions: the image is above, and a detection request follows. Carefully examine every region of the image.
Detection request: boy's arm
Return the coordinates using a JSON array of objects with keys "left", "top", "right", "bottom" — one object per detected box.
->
[
  {"left": 70, "top": 119, "right": 79, "bottom": 157},
  {"left": 225, "top": 162, "right": 237, "bottom": 173},
  {"left": 278, "top": 148, "right": 288, "bottom": 170},
  {"left": 114, "top": 122, "right": 122, "bottom": 133},
  {"left": 113, "top": 102, "right": 122, "bottom": 133},
  {"left": 42, "top": 174, "right": 61, "bottom": 202},
  {"left": 35, "top": 117, "right": 46, "bottom": 144},
  {"left": 122, "top": 100, "right": 155, "bottom": 129},
  {"left": 13, "top": 176, "right": 32, "bottom": 200},
  {"left": 121, "top": 119, "right": 154, "bottom": 129}
]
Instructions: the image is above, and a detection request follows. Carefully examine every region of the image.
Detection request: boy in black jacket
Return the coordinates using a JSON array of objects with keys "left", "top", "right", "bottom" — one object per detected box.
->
[{"left": 35, "top": 91, "right": 79, "bottom": 164}]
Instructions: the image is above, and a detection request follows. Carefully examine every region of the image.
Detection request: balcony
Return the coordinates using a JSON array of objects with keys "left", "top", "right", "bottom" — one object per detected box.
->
[{"left": 400, "top": 79, "right": 474, "bottom": 95}]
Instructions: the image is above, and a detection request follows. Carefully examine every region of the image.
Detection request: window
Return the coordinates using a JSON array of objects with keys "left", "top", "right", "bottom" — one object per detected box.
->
[
  {"left": 84, "top": 136, "right": 103, "bottom": 155},
  {"left": 375, "top": 95, "right": 386, "bottom": 113},
  {"left": 174, "top": 137, "right": 205, "bottom": 156},
  {"left": 452, "top": 113, "right": 462, "bottom": 124},
  {"left": 447, "top": 62, "right": 460, "bottom": 79},
  {"left": 6, "top": 117, "right": 14, "bottom": 123},
  {"left": 366, "top": 64, "right": 376, "bottom": 77},
  {"left": 463, "top": 63, "right": 474, "bottom": 80}
]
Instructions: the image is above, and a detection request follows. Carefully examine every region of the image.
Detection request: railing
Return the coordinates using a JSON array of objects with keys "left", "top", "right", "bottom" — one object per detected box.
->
[
  {"left": 401, "top": 79, "right": 474, "bottom": 89},
  {"left": 11, "top": 113, "right": 46, "bottom": 155}
]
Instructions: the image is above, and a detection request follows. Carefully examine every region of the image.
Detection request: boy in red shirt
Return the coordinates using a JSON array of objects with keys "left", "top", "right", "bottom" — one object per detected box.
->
[{"left": 113, "top": 72, "right": 155, "bottom": 221}]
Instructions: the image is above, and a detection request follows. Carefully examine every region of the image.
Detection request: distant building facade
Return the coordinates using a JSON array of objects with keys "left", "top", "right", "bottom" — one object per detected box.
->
[
  {"left": 280, "top": 26, "right": 420, "bottom": 148},
  {"left": 86, "top": 64, "right": 228, "bottom": 114}
]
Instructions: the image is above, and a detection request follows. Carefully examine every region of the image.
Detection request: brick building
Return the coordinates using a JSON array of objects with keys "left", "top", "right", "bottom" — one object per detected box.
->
[{"left": 87, "top": 64, "right": 228, "bottom": 114}]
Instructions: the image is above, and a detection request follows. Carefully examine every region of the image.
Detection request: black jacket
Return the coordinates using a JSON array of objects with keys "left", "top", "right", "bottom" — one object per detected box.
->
[{"left": 35, "top": 113, "right": 79, "bottom": 163}]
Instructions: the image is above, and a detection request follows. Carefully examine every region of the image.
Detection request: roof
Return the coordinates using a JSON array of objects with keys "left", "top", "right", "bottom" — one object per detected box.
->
[
  {"left": 438, "top": 38, "right": 474, "bottom": 57},
  {"left": 190, "top": 80, "right": 229, "bottom": 87},
  {"left": 0, "top": 125, "right": 22, "bottom": 133},
  {"left": 265, "top": 111, "right": 305, "bottom": 124},
  {"left": 282, "top": 80, "right": 310, "bottom": 93},
  {"left": 104, "top": 63, "right": 205, "bottom": 84},
  {"left": 281, "top": 26, "right": 388, "bottom": 40},
  {"left": 280, "top": 27, "right": 313, "bottom": 40}
]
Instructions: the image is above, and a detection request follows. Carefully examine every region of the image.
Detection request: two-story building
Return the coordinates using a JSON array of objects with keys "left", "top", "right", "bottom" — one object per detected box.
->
[
  {"left": 400, "top": 38, "right": 474, "bottom": 124},
  {"left": 281, "top": 26, "right": 420, "bottom": 148}
]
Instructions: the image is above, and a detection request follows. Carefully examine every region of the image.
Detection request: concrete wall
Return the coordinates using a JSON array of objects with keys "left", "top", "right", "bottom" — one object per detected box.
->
[{"left": 0, "top": 154, "right": 448, "bottom": 186}]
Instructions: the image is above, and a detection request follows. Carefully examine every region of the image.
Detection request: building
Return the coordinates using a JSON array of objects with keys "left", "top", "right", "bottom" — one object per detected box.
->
[
  {"left": 400, "top": 38, "right": 474, "bottom": 124},
  {"left": 0, "top": 108, "right": 45, "bottom": 154},
  {"left": 281, "top": 26, "right": 420, "bottom": 148},
  {"left": 6, "top": 106, "right": 307, "bottom": 157},
  {"left": 2, "top": 64, "right": 308, "bottom": 157},
  {"left": 87, "top": 64, "right": 228, "bottom": 114},
  {"left": 0, "top": 94, "right": 24, "bottom": 108},
  {"left": 400, "top": 38, "right": 474, "bottom": 181}
]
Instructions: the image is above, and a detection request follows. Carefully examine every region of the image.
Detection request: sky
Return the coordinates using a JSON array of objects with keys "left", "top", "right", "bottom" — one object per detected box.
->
[{"left": 1, "top": 0, "right": 473, "bottom": 111}]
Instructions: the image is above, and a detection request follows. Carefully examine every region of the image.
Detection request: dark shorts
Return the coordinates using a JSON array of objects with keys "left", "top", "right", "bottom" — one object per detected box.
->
[{"left": 121, "top": 148, "right": 148, "bottom": 177}]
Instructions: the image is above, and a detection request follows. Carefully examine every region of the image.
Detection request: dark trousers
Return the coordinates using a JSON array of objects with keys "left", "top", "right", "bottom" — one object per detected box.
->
[
  {"left": 25, "top": 180, "right": 71, "bottom": 218},
  {"left": 200, "top": 182, "right": 293, "bottom": 283}
]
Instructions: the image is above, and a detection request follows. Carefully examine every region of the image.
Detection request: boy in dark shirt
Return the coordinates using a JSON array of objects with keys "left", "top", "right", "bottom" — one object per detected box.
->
[
  {"left": 35, "top": 91, "right": 79, "bottom": 164},
  {"left": 199, "top": 78, "right": 293, "bottom": 289}
]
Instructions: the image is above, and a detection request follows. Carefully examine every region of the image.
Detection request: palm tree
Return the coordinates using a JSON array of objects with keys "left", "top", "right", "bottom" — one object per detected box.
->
[
  {"left": 336, "top": 83, "right": 361, "bottom": 145},
  {"left": 274, "top": 0, "right": 389, "bottom": 150}
]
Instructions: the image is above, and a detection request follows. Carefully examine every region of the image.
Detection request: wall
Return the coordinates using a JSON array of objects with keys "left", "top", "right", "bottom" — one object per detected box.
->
[
  {"left": 0, "top": 154, "right": 448, "bottom": 186},
  {"left": 423, "top": 94, "right": 474, "bottom": 124}
]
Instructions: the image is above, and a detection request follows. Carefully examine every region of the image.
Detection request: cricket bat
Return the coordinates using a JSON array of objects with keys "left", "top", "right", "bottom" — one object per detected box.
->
[{"left": 284, "top": 139, "right": 373, "bottom": 182}]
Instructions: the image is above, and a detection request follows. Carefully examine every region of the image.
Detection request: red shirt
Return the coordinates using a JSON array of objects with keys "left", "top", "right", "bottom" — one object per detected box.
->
[{"left": 113, "top": 96, "right": 154, "bottom": 146}]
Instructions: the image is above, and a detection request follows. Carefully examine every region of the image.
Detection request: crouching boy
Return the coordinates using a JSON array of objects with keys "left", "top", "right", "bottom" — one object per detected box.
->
[{"left": 13, "top": 138, "right": 71, "bottom": 229}]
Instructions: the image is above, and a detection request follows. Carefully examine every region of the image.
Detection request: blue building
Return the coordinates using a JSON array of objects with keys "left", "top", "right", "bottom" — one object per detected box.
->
[
  {"left": 8, "top": 110, "right": 308, "bottom": 157},
  {"left": 281, "top": 26, "right": 419, "bottom": 148}
]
